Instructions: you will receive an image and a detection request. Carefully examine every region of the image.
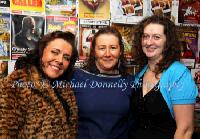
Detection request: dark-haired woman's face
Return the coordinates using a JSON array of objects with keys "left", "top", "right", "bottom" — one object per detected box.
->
[
  {"left": 41, "top": 38, "right": 72, "bottom": 79},
  {"left": 141, "top": 23, "right": 166, "bottom": 61},
  {"left": 95, "top": 34, "right": 121, "bottom": 73}
]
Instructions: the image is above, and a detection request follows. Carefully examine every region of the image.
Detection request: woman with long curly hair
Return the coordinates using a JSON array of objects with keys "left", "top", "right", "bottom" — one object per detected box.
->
[{"left": 131, "top": 15, "right": 198, "bottom": 139}]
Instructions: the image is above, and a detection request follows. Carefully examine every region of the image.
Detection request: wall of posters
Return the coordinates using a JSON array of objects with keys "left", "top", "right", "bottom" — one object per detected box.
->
[{"left": 0, "top": 1, "right": 200, "bottom": 133}]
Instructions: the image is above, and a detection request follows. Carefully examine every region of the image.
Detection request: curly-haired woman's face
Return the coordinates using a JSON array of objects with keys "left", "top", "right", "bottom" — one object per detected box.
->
[
  {"left": 141, "top": 23, "right": 166, "bottom": 62},
  {"left": 41, "top": 38, "right": 72, "bottom": 79}
]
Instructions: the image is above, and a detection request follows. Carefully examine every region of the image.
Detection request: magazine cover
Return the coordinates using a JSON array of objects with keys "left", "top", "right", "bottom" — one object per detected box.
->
[
  {"left": 0, "top": 12, "right": 10, "bottom": 60},
  {"left": 176, "top": 26, "right": 198, "bottom": 68},
  {"left": 111, "top": 0, "right": 146, "bottom": 24},
  {"left": 111, "top": 23, "right": 136, "bottom": 61},
  {"left": 46, "top": 16, "right": 78, "bottom": 34},
  {"left": 0, "top": 0, "right": 10, "bottom": 13},
  {"left": 10, "top": 0, "right": 45, "bottom": 15},
  {"left": 150, "top": 0, "right": 172, "bottom": 18},
  {"left": 46, "top": 0, "right": 76, "bottom": 16},
  {"left": 11, "top": 14, "right": 45, "bottom": 60},
  {"left": 178, "top": 0, "right": 200, "bottom": 25},
  {"left": 79, "top": 0, "right": 110, "bottom": 19},
  {"left": 79, "top": 19, "right": 110, "bottom": 60},
  {"left": 0, "top": 60, "right": 8, "bottom": 78},
  {"left": 111, "top": 23, "right": 138, "bottom": 74}
]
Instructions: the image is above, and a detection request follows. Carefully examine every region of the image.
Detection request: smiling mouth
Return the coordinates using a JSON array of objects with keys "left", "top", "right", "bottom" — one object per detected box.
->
[
  {"left": 49, "top": 64, "right": 61, "bottom": 71},
  {"left": 146, "top": 46, "right": 156, "bottom": 51},
  {"left": 102, "top": 59, "right": 114, "bottom": 62}
]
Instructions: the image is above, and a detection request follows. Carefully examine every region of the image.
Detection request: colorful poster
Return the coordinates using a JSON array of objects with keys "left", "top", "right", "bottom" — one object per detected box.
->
[
  {"left": 79, "top": 19, "right": 110, "bottom": 60},
  {"left": 178, "top": 0, "right": 200, "bottom": 25},
  {"left": 11, "top": 0, "right": 45, "bottom": 15},
  {"left": 46, "top": 16, "right": 78, "bottom": 34},
  {"left": 176, "top": 26, "right": 198, "bottom": 68},
  {"left": 0, "top": 13, "right": 10, "bottom": 60},
  {"left": 150, "top": 0, "right": 172, "bottom": 18},
  {"left": 79, "top": 0, "right": 110, "bottom": 19},
  {"left": 0, "top": 0, "right": 10, "bottom": 13},
  {"left": 111, "top": 23, "right": 137, "bottom": 62},
  {"left": 176, "top": 26, "right": 198, "bottom": 59},
  {"left": 11, "top": 14, "right": 45, "bottom": 60},
  {"left": 46, "top": 0, "right": 76, "bottom": 16},
  {"left": 111, "top": 0, "right": 146, "bottom": 24}
]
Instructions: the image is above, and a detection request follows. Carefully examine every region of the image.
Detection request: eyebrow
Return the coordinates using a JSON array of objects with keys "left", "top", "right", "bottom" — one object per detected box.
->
[
  {"left": 53, "top": 48, "right": 72, "bottom": 56},
  {"left": 96, "top": 44, "right": 119, "bottom": 46},
  {"left": 143, "top": 33, "right": 162, "bottom": 35},
  {"left": 143, "top": 32, "right": 164, "bottom": 36}
]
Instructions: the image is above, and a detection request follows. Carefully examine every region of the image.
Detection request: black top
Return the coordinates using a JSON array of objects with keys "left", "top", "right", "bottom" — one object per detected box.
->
[{"left": 131, "top": 75, "right": 176, "bottom": 139}]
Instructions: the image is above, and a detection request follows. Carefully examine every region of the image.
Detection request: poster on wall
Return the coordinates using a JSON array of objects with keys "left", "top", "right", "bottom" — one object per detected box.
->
[
  {"left": 178, "top": 0, "right": 200, "bottom": 25},
  {"left": 79, "top": 0, "right": 110, "bottom": 19},
  {"left": 111, "top": 23, "right": 136, "bottom": 63},
  {"left": 0, "top": 0, "right": 10, "bottom": 13},
  {"left": 176, "top": 26, "right": 198, "bottom": 68},
  {"left": 46, "top": 0, "right": 76, "bottom": 16},
  {"left": 0, "top": 12, "right": 10, "bottom": 60},
  {"left": 11, "top": 0, "right": 45, "bottom": 15},
  {"left": 150, "top": 0, "right": 172, "bottom": 18},
  {"left": 111, "top": 0, "right": 146, "bottom": 24},
  {"left": 11, "top": 14, "right": 45, "bottom": 60},
  {"left": 79, "top": 19, "right": 110, "bottom": 60},
  {"left": 46, "top": 16, "right": 77, "bottom": 34}
]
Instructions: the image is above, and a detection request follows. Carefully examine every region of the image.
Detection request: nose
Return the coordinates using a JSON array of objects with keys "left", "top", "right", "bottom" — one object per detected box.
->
[
  {"left": 105, "top": 48, "right": 111, "bottom": 56},
  {"left": 146, "top": 37, "right": 153, "bottom": 45},
  {"left": 55, "top": 55, "right": 63, "bottom": 64}
]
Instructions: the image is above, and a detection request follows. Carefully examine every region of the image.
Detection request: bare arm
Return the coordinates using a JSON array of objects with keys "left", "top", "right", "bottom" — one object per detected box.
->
[{"left": 173, "top": 104, "right": 194, "bottom": 139}]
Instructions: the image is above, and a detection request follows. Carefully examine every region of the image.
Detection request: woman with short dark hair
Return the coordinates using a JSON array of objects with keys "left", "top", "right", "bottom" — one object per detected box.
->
[{"left": 0, "top": 31, "right": 78, "bottom": 138}]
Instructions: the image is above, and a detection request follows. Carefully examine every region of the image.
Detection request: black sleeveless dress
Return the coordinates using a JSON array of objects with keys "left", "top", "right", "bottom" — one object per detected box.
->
[{"left": 131, "top": 75, "right": 176, "bottom": 139}]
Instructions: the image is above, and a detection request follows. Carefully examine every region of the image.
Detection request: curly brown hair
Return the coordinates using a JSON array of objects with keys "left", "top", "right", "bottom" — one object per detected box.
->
[{"left": 133, "top": 15, "right": 181, "bottom": 75}]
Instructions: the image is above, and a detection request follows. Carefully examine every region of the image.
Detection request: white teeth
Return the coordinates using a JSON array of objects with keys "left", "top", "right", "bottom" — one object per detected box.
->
[{"left": 50, "top": 65, "right": 60, "bottom": 70}]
